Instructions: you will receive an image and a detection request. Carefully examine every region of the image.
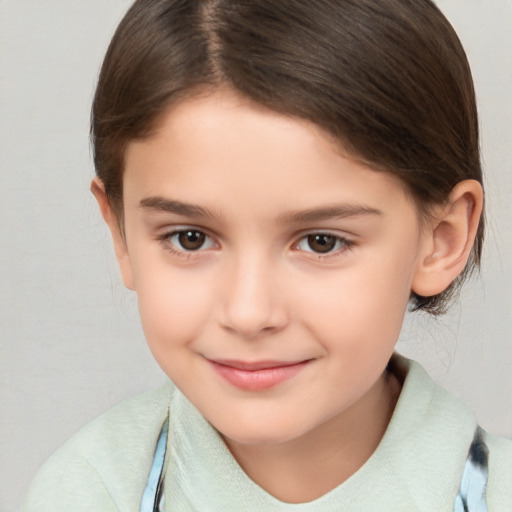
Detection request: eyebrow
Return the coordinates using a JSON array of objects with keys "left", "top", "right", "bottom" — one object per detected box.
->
[
  {"left": 278, "top": 204, "right": 383, "bottom": 223},
  {"left": 139, "top": 197, "right": 220, "bottom": 219}
]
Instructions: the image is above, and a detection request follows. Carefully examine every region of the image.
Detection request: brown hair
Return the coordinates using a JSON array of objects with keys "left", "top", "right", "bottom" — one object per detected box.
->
[{"left": 91, "top": 0, "right": 484, "bottom": 314}]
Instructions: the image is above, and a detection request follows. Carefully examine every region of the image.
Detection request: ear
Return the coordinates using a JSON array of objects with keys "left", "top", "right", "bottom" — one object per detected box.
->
[
  {"left": 90, "top": 177, "right": 135, "bottom": 290},
  {"left": 412, "top": 179, "right": 483, "bottom": 297}
]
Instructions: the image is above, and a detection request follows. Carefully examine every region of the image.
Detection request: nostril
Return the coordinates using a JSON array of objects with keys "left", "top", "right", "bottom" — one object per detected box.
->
[{"left": 219, "top": 299, "right": 289, "bottom": 339}]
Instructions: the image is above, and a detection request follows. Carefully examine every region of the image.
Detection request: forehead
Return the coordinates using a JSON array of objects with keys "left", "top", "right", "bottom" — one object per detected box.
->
[{"left": 122, "top": 91, "right": 416, "bottom": 222}]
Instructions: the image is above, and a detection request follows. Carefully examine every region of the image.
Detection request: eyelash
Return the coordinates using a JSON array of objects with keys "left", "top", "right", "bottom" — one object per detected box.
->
[
  {"left": 158, "top": 229, "right": 217, "bottom": 259},
  {"left": 294, "top": 233, "right": 355, "bottom": 260},
  {"left": 157, "top": 228, "right": 355, "bottom": 260}
]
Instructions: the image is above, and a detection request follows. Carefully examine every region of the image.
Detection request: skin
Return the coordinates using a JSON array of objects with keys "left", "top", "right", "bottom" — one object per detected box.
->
[{"left": 93, "top": 90, "right": 483, "bottom": 503}]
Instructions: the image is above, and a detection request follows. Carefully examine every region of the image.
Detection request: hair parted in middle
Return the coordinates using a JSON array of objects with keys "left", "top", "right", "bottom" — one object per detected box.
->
[{"left": 91, "top": 0, "right": 483, "bottom": 314}]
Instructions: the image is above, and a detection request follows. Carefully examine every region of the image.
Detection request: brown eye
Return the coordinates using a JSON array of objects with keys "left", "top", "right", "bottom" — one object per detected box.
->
[
  {"left": 306, "top": 234, "right": 338, "bottom": 253},
  {"left": 165, "top": 229, "right": 216, "bottom": 254},
  {"left": 176, "top": 230, "right": 206, "bottom": 251},
  {"left": 296, "top": 233, "right": 351, "bottom": 255}
]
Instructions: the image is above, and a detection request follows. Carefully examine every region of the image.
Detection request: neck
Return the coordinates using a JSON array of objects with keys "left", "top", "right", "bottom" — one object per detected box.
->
[{"left": 223, "top": 370, "right": 401, "bottom": 503}]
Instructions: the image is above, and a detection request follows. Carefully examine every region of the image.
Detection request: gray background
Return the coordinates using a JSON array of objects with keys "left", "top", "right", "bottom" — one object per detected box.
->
[{"left": 1, "top": 1, "right": 511, "bottom": 510}]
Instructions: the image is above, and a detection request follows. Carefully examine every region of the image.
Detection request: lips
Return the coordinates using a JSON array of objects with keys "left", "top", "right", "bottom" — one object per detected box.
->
[{"left": 208, "top": 359, "right": 311, "bottom": 391}]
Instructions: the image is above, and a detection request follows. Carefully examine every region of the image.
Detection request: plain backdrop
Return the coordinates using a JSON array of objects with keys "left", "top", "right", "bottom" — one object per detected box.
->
[{"left": 1, "top": 1, "right": 511, "bottom": 510}]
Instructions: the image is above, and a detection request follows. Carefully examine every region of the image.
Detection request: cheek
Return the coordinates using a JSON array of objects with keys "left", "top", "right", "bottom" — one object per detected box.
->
[
  {"left": 133, "top": 264, "right": 215, "bottom": 354},
  {"left": 298, "top": 251, "right": 415, "bottom": 352}
]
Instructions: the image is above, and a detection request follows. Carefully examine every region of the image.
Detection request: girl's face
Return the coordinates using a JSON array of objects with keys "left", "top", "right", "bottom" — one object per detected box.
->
[{"left": 116, "top": 90, "right": 430, "bottom": 445}]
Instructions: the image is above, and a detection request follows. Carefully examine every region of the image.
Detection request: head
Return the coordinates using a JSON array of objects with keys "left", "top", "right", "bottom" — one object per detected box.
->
[
  {"left": 92, "top": 0, "right": 483, "bottom": 315},
  {"left": 90, "top": 0, "right": 483, "bottom": 447}
]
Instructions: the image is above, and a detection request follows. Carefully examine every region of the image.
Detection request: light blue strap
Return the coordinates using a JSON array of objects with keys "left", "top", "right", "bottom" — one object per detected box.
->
[
  {"left": 453, "top": 427, "right": 489, "bottom": 512},
  {"left": 140, "top": 416, "right": 169, "bottom": 512}
]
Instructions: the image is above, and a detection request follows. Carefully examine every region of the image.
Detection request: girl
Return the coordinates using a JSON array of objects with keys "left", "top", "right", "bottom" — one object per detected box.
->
[{"left": 22, "top": 0, "right": 512, "bottom": 510}]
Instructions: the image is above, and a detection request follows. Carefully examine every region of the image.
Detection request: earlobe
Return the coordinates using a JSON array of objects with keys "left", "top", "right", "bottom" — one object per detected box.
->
[
  {"left": 412, "top": 180, "right": 483, "bottom": 298},
  {"left": 90, "top": 177, "right": 135, "bottom": 290}
]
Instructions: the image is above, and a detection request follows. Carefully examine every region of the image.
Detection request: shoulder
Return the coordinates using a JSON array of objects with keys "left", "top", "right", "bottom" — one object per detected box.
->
[
  {"left": 391, "top": 355, "right": 512, "bottom": 506},
  {"left": 483, "top": 430, "right": 512, "bottom": 509},
  {"left": 21, "top": 382, "right": 173, "bottom": 512}
]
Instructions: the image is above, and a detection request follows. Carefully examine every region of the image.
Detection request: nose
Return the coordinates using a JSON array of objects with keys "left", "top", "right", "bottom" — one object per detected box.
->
[{"left": 219, "top": 254, "right": 289, "bottom": 339}]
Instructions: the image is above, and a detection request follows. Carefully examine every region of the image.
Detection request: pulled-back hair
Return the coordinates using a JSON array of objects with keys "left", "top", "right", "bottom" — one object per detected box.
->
[{"left": 91, "top": 0, "right": 484, "bottom": 314}]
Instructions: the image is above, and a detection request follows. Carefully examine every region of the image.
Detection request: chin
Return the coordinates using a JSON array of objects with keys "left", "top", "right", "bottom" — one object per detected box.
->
[{"left": 214, "top": 417, "right": 310, "bottom": 447}]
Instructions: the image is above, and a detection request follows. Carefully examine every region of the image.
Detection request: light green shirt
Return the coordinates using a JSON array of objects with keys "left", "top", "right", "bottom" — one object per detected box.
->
[{"left": 21, "top": 356, "right": 512, "bottom": 511}]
